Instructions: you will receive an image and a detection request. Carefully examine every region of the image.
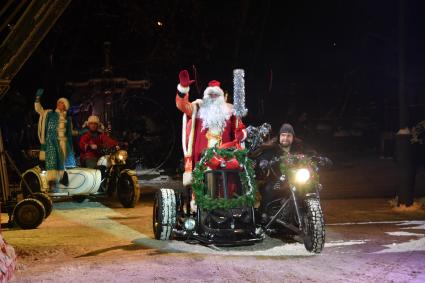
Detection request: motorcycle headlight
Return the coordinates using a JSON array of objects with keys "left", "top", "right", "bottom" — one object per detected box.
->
[
  {"left": 116, "top": 150, "right": 128, "bottom": 162},
  {"left": 294, "top": 168, "right": 310, "bottom": 184},
  {"left": 184, "top": 218, "right": 196, "bottom": 231}
]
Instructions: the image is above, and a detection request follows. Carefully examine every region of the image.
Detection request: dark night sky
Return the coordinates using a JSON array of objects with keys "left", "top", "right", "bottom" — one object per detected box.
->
[{"left": 2, "top": 0, "right": 425, "bottom": 141}]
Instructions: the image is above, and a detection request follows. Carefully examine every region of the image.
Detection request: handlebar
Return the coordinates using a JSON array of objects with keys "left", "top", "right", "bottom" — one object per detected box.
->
[
  {"left": 98, "top": 146, "right": 118, "bottom": 155},
  {"left": 260, "top": 154, "right": 332, "bottom": 170},
  {"left": 97, "top": 142, "right": 128, "bottom": 155},
  {"left": 311, "top": 156, "right": 333, "bottom": 167}
]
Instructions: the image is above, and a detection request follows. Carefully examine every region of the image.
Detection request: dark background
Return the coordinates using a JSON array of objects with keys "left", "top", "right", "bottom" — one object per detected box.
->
[{"left": 1, "top": 0, "right": 425, "bottom": 168}]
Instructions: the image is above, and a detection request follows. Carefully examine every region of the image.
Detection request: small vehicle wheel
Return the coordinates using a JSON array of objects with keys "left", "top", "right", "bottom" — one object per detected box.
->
[
  {"left": 33, "top": 192, "right": 53, "bottom": 218},
  {"left": 107, "top": 177, "right": 117, "bottom": 197},
  {"left": 153, "top": 188, "right": 176, "bottom": 240},
  {"left": 302, "top": 198, "right": 325, "bottom": 253},
  {"left": 13, "top": 198, "right": 45, "bottom": 229},
  {"left": 117, "top": 172, "right": 140, "bottom": 208}
]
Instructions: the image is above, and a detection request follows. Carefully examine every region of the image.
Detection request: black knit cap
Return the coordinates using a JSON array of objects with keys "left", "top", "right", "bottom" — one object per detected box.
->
[{"left": 279, "top": 123, "right": 295, "bottom": 136}]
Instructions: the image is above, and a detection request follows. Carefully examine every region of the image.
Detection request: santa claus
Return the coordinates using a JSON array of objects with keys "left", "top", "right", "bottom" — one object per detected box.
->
[{"left": 176, "top": 70, "right": 247, "bottom": 185}]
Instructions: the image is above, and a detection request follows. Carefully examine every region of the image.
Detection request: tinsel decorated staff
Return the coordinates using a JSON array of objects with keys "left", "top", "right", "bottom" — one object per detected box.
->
[
  {"left": 219, "top": 68, "right": 248, "bottom": 150},
  {"left": 233, "top": 69, "right": 248, "bottom": 122},
  {"left": 219, "top": 68, "right": 249, "bottom": 149}
]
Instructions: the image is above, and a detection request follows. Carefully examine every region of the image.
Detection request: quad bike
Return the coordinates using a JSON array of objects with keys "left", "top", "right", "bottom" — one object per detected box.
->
[
  {"left": 20, "top": 147, "right": 141, "bottom": 208},
  {"left": 152, "top": 151, "right": 329, "bottom": 253},
  {"left": 152, "top": 121, "right": 330, "bottom": 253},
  {"left": 153, "top": 147, "right": 264, "bottom": 246}
]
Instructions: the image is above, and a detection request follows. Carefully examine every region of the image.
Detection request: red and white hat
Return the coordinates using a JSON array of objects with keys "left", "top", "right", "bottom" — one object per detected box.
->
[{"left": 203, "top": 80, "right": 224, "bottom": 98}]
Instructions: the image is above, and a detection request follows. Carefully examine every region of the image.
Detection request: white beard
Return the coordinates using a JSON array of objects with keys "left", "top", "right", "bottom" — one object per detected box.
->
[{"left": 198, "top": 96, "right": 232, "bottom": 133}]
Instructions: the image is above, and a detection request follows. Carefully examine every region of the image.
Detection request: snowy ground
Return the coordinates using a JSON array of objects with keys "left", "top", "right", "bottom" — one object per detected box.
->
[{"left": 2, "top": 196, "right": 425, "bottom": 282}]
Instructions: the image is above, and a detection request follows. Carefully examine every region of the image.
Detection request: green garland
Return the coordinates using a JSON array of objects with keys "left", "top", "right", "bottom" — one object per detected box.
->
[
  {"left": 192, "top": 147, "right": 257, "bottom": 210},
  {"left": 279, "top": 152, "right": 319, "bottom": 190}
]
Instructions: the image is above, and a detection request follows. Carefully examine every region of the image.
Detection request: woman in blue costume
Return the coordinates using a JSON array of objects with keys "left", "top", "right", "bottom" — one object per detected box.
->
[{"left": 34, "top": 89, "right": 77, "bottom": 189}]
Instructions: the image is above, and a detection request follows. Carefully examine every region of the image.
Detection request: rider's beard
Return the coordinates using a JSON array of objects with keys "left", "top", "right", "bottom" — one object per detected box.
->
[{"left": 199, "top": 95, "right": 232, "bottom": 133}]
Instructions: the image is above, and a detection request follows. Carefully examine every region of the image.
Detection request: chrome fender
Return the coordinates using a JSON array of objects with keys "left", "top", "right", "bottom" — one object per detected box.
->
[{"left": 20, "top": 166, "right": 49, "bottom": 193}]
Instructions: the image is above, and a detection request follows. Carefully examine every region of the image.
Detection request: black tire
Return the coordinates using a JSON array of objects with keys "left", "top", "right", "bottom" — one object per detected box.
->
[
  {"left": 13, "top": 198, "right": 45, "bottom": 229},
  {"left": 153, "top": 188, "right": 176, "bottom": 240},
  {"left": 33, "top": 193, "right": 53, "bottom": 218},
  {"left": 107, "top": 175, "right": 117, "bottom": 197},
  {"left": 20, "top": 171, "right": 41, "bottom": 197},
  {"left": 117, "top": 172, "right": 141, "bottom": 208},
  {"left": 302, "top": 198, "right": 325, "bottom": 253}
]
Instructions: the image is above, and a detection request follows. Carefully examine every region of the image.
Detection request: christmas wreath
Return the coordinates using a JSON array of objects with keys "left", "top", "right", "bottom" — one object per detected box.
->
[
  {"left": 192, "top": 147, "right": 256, "bottom": 210},
  {"left": 279, "top": 152, "right": 319, "bottom": 189}
]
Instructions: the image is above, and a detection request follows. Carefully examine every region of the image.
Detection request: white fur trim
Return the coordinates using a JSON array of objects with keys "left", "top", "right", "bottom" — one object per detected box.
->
[
  {"left": 190, "top": 199, "right": 197, "bottom": 213},
  {"left": 203, "top": 86, "right": 224, "bottom": 98},
  {"left": 39, "top": 151, "right": 45, "bottom": 161},
  {"left": 183, "top": 172, "right": 193, "bottom": 186},
  {"left": 192, "top": 99, "right": 203, "bottom": 107},
  {"left": 37, "top": 108, "right": 51, "bottom": 146},
  {"left": 57, "top": 97, "right": 70, "bottom": 110},
  {"left": 177, "top": 84, "right": 190, "bottom": 94},
  {"left": 242, "top": 129, "right": 247, "bottom": 141},
  {"left": 87, "top": 115, "right": 100, "bottom": 124}
]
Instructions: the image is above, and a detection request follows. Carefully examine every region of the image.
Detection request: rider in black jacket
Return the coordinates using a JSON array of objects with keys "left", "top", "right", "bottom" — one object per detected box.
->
[{"left": 253, "top": 123, "right": 303, "bottom": 222}]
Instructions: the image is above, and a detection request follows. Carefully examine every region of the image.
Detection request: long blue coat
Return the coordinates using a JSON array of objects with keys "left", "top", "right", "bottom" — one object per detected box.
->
[{"left": 42, "top": 111, "right": 76, "bottom": 172}]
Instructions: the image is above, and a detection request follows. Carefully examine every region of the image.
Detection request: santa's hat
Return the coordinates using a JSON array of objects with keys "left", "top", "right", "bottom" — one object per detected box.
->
[
  {"left": 203, "top": 80, "right": 224, "bottom": 98},
  {"left": 57, "top": 97, "right": 70, "bottom": 111}
]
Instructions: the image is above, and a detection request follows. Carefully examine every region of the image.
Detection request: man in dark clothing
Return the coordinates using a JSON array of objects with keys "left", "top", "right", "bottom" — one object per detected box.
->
[
  {"left": 254, "top": 123, "right": 301, "bottom": 221},
  {"left": 255, "top": 123, "right": 301, "bottom": 176}
]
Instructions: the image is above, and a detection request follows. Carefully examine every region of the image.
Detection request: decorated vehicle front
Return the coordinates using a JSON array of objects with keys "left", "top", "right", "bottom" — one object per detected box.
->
[{"left": 153, "top": 147, "right": 263, "bottom": 246}]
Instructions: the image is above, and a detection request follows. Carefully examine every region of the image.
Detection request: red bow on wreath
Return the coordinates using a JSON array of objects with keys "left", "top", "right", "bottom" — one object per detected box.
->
[{"left": 205, "top": 155, "right": 241, "bottom": 170}]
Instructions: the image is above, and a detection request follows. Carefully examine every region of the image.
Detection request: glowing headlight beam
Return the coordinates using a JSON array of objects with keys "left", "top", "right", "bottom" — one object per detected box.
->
[
  {"left": 295, "top": 168, "right": 310, "bottom": 184},
  {"left": 116, "top": 150, "right": 128, "bottom": 162}
]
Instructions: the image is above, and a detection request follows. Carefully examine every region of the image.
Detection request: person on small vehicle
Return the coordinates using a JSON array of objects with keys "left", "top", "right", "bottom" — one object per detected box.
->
[
  {"left": 175, "top": 69, "right": 247, "bottom": 186},
  {"left": 79, "top": 115, "right": 119, "bottom": 168},
  {"left": 255, "top": 123, "right": 302, "bottom": 221},
  {"left": 34, "top": 89, "right": 77, "bottom": 188},
  {"left": 256, "top": 123, "right": 300, "bottom": 169}
]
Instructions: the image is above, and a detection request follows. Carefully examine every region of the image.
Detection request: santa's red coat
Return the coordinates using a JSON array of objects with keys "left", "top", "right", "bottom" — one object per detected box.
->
[{"left": 176, "top": 93, "right": 245, "bottom": 168}]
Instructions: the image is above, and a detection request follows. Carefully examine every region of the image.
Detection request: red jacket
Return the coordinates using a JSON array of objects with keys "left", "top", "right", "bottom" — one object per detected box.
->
[
  {"left": 176, "top": 93, "right": 246, "bottom": 167},
  {"left": 79, "top": 131, "right": 118, "bottom": 161}
]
